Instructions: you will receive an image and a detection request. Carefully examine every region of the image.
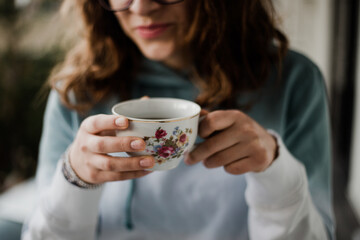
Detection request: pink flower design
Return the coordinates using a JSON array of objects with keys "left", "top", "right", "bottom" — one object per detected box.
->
[
  {"left": 143, "top": 127, "right": 193, "bottom": 164},
  {"left": 176, "top": 133, "right": 188, "bottom": 147},
  {"left": 179, "top": 134, "right": 187, "bottom": 143},
  {"left": 157, "top": 146, "right": 175, "bottom": 158},
  {"left": 155, "top": 129, "right": 167, "bottom": 139}
]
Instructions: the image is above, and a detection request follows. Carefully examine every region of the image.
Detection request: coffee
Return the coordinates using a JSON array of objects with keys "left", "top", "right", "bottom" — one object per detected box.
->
[{"left": 138, "top": 117, "right": 170, "bottom": 120}]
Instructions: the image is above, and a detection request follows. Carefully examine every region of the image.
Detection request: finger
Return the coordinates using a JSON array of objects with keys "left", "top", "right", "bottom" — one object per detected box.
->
[
  {"left": 98, "top": 130, "right": 116, "bottom": 137},
  {"left": 82, "top": 114, "right": 129, "bottom": 134},
  {"left": 90, "top": 155, "right": 155, "bottom": 171},
  {"left": 186, "top": 126, "right": 243, "bottom": 164},
  {"left": 223, "top": 158, "right": 254, "bottom": 175},
  {"left": 223, "top": 146, "right": 272, "bottom": 175},
  {"left": 95, "top": 170, "right": 152, "bottom": 183},
  {"left": 199, "top": 110, "right": 240, "bottom": 138},
  {"left": 86, "top": 135, "right": 146, "bottom": 153},
  {"left": 200, "top": 109, "right": 209, "bottom": 117},
  {"left": 140, "top": 96, "right": 150, "bottom": 100},
  {"left": 202, "top": 142, "right": 251, "bottom": 168}
]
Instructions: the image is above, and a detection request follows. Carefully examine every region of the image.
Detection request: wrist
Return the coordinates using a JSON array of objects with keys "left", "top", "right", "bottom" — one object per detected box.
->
[
  {"left": 262, "top": 130, "right": 280, "bottom": 171},
  {"left": 62, "top": 145, "right": 102, "bottom": 189},
  {"left": 271, "top": 134, "right": 279, "bottom": 161}
]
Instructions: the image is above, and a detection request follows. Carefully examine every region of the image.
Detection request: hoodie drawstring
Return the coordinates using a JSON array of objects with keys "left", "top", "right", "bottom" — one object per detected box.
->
[{"left": 125, "top": 179, "right": 136, "bottom": 230}]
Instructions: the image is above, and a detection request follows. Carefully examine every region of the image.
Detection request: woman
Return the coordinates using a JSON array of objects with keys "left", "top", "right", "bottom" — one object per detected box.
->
[{"left": 23, "top": 0, "right": 334, "bottom": 239}]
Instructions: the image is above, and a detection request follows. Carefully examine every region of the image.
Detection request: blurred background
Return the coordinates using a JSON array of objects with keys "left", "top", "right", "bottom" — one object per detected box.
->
[{"left": 0, "top": 0, "right": 359, "bottom": 239}]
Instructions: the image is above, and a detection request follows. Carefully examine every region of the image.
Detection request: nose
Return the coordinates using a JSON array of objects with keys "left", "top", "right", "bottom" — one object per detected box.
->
[{"left": 129, "top": 0, "right": 161, "bottom": 16}]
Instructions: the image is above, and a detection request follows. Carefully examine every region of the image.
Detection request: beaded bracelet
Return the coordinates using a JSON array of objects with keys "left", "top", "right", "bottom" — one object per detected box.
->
[{"left": 61, "top": 146, "right": 102, "bottom": 189}]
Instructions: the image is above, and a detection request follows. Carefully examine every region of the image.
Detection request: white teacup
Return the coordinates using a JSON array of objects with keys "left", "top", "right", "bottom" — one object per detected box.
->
[{"left": 112, "top": 98, "right": 201, "bottom": 171}]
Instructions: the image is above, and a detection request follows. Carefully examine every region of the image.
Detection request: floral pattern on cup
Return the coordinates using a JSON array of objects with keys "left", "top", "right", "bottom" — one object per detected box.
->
[{"left": 143, "top": 126, "right": 193, "bottom": 164}]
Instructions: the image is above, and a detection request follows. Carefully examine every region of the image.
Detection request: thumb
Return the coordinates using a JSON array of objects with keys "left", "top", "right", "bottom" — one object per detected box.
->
[{"left": 200, "top": 109, "right": 209, "bottom": 117}]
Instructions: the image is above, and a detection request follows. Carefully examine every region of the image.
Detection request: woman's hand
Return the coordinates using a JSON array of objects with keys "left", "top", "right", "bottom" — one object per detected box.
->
[
  {"left": 69, "top": 114, "right": 154, "bottom": 184},
  {"left": 185, "top": 110, "right": 278, "bottom": 174}
]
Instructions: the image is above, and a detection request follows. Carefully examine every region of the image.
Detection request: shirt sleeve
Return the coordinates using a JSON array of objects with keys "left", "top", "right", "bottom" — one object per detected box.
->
[
  {"left": 245, "top": 56, "right": 334, "bottom": 239},
  {"left": 245, "top": 133, "right": 329, "bottom": 239},
  {"left": 22, "top": 90, "right": 103, "bottom": 240}
]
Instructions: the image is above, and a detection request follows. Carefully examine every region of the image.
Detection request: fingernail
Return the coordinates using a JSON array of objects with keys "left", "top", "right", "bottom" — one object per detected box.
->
[
  {"left": 131, "top": 139, "right": 145, "bottom": 150},
  {"left": 184, "top": 155, "right": 193, "bottom": 165},
  {"left": 140, "top": 157, "right": 154, "bottom": 168},
  {"left": 140, "top": 96, "right": 150, "bottom": 100},
  {"left": 115, "top": 117, "right": 127, "bottom": 127}
]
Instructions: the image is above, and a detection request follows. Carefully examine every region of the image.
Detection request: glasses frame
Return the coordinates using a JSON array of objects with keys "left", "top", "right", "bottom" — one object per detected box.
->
[{"left": 98, "top": 0, "right": 185, "bottom": 12}]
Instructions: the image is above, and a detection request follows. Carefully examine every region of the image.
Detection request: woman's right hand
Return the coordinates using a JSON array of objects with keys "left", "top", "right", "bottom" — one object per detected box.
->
[{"left": 69, "top": 114, "right": 154, "bottom": 184}]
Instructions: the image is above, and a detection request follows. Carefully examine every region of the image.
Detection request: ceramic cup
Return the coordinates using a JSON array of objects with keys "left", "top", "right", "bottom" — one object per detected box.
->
[{"left": 112, "top": 98, "right": 201, "bottom": 171}]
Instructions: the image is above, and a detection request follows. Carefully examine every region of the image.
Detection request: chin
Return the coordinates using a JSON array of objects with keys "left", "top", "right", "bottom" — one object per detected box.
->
[{"left": 138, "top": 41, "right": 176, "bottom": 63}]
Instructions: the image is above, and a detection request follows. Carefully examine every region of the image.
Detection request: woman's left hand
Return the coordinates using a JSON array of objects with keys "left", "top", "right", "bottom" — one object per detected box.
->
[{"left": 185, "top": 110, "right": 278, "bottom": 174}]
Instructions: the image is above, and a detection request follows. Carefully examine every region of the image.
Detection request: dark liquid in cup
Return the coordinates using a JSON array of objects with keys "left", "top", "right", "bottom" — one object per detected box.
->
[{"left": 139, "top": 117, "right": 171, "bottom": 120}]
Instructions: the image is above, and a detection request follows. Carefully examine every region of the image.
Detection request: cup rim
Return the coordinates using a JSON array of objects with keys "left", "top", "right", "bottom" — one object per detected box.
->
[{"left": 111, "top": 98, "right": 201, "bottom": 123}]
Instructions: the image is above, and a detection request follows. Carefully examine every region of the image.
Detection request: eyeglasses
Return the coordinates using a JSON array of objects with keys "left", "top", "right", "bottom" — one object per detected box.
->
[{"left": 98, "top": 0, "right": 185, "bottom": 12}]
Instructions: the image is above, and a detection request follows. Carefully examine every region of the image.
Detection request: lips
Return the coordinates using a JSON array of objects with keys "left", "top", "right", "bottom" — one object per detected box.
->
[{"left": 136, "top": 23, "right": 171, "bottom": 39}]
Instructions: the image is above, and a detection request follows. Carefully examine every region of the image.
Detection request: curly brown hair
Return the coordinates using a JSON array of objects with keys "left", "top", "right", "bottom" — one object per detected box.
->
[{"left": 50, "top": 0, "right": 288, "bottom": 112}]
